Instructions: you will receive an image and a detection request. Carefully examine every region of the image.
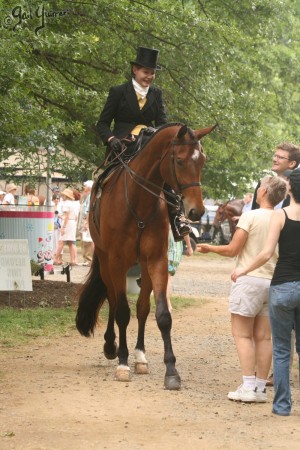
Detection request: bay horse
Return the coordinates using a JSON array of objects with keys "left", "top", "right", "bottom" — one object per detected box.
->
[
  {"left": 76, "top": 123, "right": 216, "bottom": 390},
  {"left": 212, "top": 199, "right": 244, "bottom": 243}
]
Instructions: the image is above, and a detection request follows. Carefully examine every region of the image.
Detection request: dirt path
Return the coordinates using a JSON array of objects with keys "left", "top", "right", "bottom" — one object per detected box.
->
[{"left": 1, "top": 255, "right": 300, "bottom": 450}]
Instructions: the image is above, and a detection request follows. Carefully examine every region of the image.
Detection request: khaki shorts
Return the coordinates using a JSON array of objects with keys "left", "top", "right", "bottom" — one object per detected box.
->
[{"left": 229, "top": 275, "right": 270, "bottom": 317}]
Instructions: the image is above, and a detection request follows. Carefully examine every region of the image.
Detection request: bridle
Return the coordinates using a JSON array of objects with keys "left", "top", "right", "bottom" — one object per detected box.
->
[{"left": 170, "top": 139, "right": 203, "bottom": 192}]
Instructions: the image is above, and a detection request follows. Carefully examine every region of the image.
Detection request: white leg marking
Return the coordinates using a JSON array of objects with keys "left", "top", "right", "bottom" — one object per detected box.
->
[
  {"left": 115, "top": 365, "right": 131, "bottom": 382},
  {"left": 134, "top": 349, "right": 149, "bottom": 374},
  {"left": 135, "top": 349, "right": 148, "bottom": 364}
]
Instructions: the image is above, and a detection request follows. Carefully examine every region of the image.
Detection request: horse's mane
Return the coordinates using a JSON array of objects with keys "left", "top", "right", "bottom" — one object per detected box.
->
[
  {"left": 136, "top": 122, "right": 195, "bottom": 154},
  {"left": 156, "top": 122, "right": 195, "bottom": 138},
  {"left": 158, "top": 122, "right": 185, "bottom": 130}
]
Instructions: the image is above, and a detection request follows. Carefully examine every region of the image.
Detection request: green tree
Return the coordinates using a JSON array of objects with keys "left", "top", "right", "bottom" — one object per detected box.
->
[{"left": 0, "top": 0, "right": 299, "bottom": 197}]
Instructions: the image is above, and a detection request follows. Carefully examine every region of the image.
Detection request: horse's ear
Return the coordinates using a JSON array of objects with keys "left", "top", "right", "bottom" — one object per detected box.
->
[
  {"left": 195, "top": 124, "right": 217, "bottom": 140},
  {"left": 177, "top": 125, "right": 188, "bottom": 139}
]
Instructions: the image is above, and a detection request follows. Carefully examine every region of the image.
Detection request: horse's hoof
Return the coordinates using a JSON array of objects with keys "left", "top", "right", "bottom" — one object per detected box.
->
[
  {"left": 164, "top": 375, "right": 181, "bottom": 390},
  {"left": 115, "top": 365, "right": 131, "bottom": 382},
  {"left": 103, "top": 343, "right": 118, "bottom": 360},
  {"left": 134, "top": 362, "right": 149, "bottom": 374}
]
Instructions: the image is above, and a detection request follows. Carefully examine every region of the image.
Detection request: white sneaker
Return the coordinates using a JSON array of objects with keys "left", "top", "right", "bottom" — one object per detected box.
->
[
  {"left": 255, "top": 387, "right": 267, "bottom": 403},
  {"left": 228, "top": 384, "right": 257, "bottom": 402}
]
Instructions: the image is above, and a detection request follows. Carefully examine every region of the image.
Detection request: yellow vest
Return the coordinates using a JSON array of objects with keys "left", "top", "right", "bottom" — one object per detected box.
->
[{"left": 131, "top": 93, "right": 147, "bottom": 136}]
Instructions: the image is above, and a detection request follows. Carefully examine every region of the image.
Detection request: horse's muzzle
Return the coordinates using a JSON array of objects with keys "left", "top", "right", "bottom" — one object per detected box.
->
[{"left": 188, "top": 207, "right": 205, "bottom": 222}]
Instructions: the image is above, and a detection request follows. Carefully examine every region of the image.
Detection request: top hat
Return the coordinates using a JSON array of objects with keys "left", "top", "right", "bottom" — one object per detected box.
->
[{"left": 130, "top": 46, "right": 161, "bottom": 70}]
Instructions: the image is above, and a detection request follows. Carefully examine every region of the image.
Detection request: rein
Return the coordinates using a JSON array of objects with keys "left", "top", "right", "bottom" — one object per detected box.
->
[
  {"left": 118, "top": 149, "right": 177, "bottom": 207},
  {"left": 124, "top": 172, "right": 161, "bottom": 260}
]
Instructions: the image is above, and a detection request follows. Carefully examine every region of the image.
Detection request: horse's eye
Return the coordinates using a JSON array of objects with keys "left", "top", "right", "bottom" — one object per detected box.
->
[{"left": 176, "top": 158, "right": 183, "bottom": 166}]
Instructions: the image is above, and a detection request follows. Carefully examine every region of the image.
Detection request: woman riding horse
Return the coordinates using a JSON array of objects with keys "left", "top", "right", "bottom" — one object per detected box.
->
[
  {"left": 96, "top": 46, "right": 191, "bottom": 242},
  {"left": 76, "top": 123, "right": 216, "bottom": 390}
]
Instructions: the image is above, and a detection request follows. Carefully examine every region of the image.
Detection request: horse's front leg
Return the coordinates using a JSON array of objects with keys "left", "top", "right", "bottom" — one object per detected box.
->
[
  {"left": 134, "top": 269, "right": 152, "bottom": 375},
  {"left": 114, "top": 289, "right": 131, "bottom": 382},
  {"left": 155, "top": 288, "right": 181, "bottom": 391}
]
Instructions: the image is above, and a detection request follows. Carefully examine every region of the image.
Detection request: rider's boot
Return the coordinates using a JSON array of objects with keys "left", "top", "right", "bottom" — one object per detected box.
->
[{"left": 164, "top": 185, "right": 191, "bottom": 242}]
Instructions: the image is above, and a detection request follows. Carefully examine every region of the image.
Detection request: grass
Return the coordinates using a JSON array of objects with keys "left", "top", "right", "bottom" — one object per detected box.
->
[
  {"left": 0, "top": 307, "right": 76, "bottom": 347},
  {"left": 127, "top": 294, "right": 202, "bottom": 314},
  {"left": 0, "top": 295, "right": 205, "bottom": 348}
]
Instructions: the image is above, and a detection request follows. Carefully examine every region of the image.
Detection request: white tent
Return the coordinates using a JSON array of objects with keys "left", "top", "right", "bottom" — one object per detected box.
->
[{"left": 0, "top": 146, "right": 93, "bottom": 199}]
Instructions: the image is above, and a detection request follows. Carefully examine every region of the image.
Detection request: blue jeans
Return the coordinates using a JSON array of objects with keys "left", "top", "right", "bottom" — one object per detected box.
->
[{"left": 269, "top": 281, "right": 300, "bottom": 416}]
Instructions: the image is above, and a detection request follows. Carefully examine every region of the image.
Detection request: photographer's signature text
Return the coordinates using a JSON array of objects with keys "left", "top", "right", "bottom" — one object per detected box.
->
[{"left": 3, "top": 4, "right": 69, "bottom": 34}]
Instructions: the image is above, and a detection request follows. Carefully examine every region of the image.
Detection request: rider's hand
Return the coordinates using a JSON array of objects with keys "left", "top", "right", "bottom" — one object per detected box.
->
[{"left": 108, "top": 137, "right": 122, "bottom": 153}]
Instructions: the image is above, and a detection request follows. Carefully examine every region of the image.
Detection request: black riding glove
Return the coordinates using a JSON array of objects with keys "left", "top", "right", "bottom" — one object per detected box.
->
[{"left": 108, "top": 137, "right": 122, "bottom": 153}]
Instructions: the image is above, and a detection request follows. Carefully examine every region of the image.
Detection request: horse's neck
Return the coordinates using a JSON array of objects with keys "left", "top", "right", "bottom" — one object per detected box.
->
[
  {"left": 228, "top": 199, "right": 244, "bottom": 214},
  {"left": 129, "top": 134, "right": 169, "bottom": 184},
  {"left": 229, "top": 199, "right": 244, "bottom": 207}
]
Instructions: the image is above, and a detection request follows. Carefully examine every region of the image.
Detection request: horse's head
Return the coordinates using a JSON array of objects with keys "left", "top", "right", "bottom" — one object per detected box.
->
[
  {"left": 213, "top": 203, "right": 227, "bottom": 227},
  {"left": 161, "top": 124, "right": 216, "bottom": 221}
]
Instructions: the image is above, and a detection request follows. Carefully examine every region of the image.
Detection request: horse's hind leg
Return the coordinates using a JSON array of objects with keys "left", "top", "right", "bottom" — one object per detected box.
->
[
  {"left": 96, "top": 258, "right": 118, "bottom": 360},
  {"left": 103, "top": 310, "right": 118, "bottom": 360},
  {"left": 100, "top": 259, "right": 131, "bottom": 381}
]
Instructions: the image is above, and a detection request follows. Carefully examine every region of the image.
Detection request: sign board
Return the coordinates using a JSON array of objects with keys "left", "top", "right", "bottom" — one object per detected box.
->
[
  {"left": 0, "top": 207, "right": 54, "bottom": 270},
  {"left": 0, "top": 240, "right": 33, "bottom": 291}
]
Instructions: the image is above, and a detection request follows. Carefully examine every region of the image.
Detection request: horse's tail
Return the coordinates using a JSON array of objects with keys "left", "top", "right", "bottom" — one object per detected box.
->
[{"left": 75, "top": 253, "right": 107, "bottom": 337}]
